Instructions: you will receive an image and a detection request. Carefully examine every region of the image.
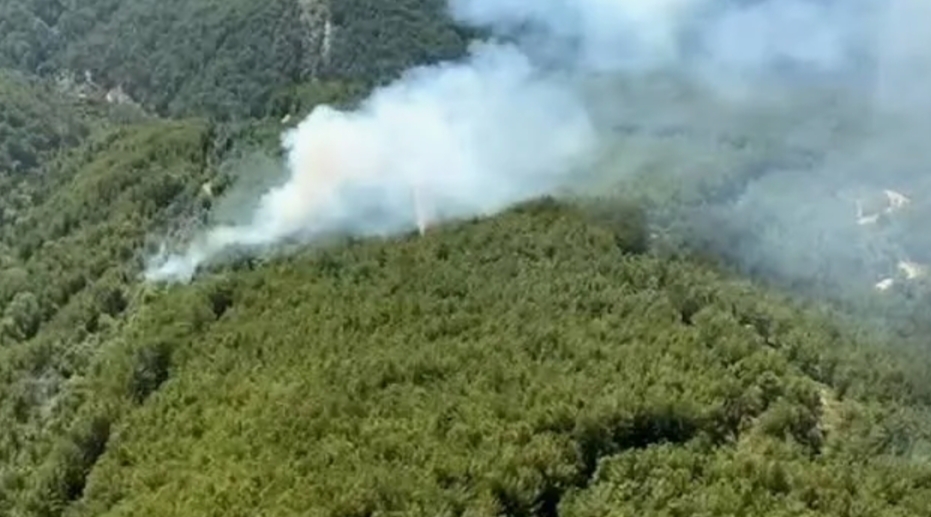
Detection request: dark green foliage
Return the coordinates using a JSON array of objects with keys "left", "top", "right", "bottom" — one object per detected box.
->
[
  {"left": 0, "top": 120, "right": 930, "bottom": 515},
  {"left": 0, "top": 114, "right": 229, "bottom": 516},
  {"left": 325, "top": 0, "right": 473, "bottom": 83},
  {"left": 19, "top": 201, "right": 924, "bottom": 517},
  {"left": 204, "top": 279, "right": 234, "bottom": 319},
  {"left": 1, "top": 4, "right": 931, "bottom": 517},
  {"left": 266, "top": 79, "right": 373, "bottom": 121},
  {"left": 1, "top": 119, "right": 213, "bottom": 332},
  {"left": 0, "top": 0, "right": 309, "bottom": 119},
  {"left": 25, "top": 411, "right": 112, "bottom": 517},
  {"left": 0, "top": 0, "right": 472, "bottom": 119},
  {"left": 561, "top": 438, "right": 931, "bottom": 516},
  {"left": 582, "top": 197, "right": 650, "bottom": 254},
  {"left": 0, "top": 71, "right": 89, "bottom": 174},
  {"left": 127, "top": 340, "right": 171, "bottom": 404}
]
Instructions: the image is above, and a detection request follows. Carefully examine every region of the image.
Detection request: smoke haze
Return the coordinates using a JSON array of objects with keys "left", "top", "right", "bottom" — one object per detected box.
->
[{"left": 145, "top": 0, "right": 931, "bottom": 294}]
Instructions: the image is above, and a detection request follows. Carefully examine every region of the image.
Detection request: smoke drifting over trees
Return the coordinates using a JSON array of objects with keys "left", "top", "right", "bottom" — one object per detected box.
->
[{"left": 145, "top": 0, "right": 931, "bottom": 295}]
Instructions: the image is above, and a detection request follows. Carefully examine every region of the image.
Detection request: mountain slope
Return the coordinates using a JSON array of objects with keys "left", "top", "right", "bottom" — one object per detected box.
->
[
  {"left": 0, "top": 0, "right": 471, "bottom": 119},
  {"left": 0, "top": 116, "right": 221, "bottom": 515},
  {"left": 2, "top": 3, "right": 931, "bottom": 517},
  {"left": 6, "top": 199, "right": 924, "bottom": 517}
]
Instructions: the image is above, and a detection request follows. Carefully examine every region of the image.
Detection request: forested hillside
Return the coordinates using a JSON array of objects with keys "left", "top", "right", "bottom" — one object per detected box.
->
[
  {"left": 1, "top": 1, "right": 931, "bottom": 516},
  {"left": 0, "top": 0, "right": 471, "bottom": 119}
]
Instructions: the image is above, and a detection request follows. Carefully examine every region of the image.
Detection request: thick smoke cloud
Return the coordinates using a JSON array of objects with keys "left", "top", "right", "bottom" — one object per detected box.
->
[
  {"left": 145, "top": 0, "right": 931, "bottom": 293},
  {"left": 145, "top": 41, "right": 597, "bottom": 282},
  {"left": 450, "top": 0, "right": 873, "bottom": 79}
]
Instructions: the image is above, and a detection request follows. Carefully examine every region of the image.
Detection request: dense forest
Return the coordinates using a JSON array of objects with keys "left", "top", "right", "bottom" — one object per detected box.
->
[
  {"left": 1, "top": 1, "right": 931, "bottom": 516},
  {"left": 0, "top": 0, "right": 472, "bottom": 119}
]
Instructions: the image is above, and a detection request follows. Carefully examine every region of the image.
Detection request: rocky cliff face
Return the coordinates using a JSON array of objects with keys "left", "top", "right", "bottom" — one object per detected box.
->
[{"left": 297, "top": 0, "right": 334, "bottom": 77}]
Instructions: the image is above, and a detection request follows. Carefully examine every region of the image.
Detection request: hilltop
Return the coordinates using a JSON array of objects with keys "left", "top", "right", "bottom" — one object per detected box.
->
[{"left": 1, "top": 1, "right": 931, "bottom": 516}]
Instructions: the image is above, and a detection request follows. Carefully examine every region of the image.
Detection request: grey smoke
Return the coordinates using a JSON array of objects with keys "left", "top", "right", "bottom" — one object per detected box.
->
[{"left": 145, "top": 0, "right": 931, "bottom": 297}]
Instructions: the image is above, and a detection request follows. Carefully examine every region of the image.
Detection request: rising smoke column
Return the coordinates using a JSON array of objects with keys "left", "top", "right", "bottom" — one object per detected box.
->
[
  {"left": 144, "top": 41, "right": 597, "bottom": 282},
  {"left": 145, "top": 0, "right": 929, "bottom": 284}
]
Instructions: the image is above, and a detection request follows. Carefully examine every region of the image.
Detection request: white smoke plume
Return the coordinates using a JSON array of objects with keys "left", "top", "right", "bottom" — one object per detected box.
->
[
  {"left": 144, "top": 41, "right": 597, "bottom": 282},
  {"left": 145, "top": 0, "right": 931, "bottom": 286}
]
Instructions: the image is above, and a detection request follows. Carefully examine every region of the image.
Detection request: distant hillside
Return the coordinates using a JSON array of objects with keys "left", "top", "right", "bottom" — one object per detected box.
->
[{"left": 0, "top": 0, "right": 471, "bottom": 119}]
